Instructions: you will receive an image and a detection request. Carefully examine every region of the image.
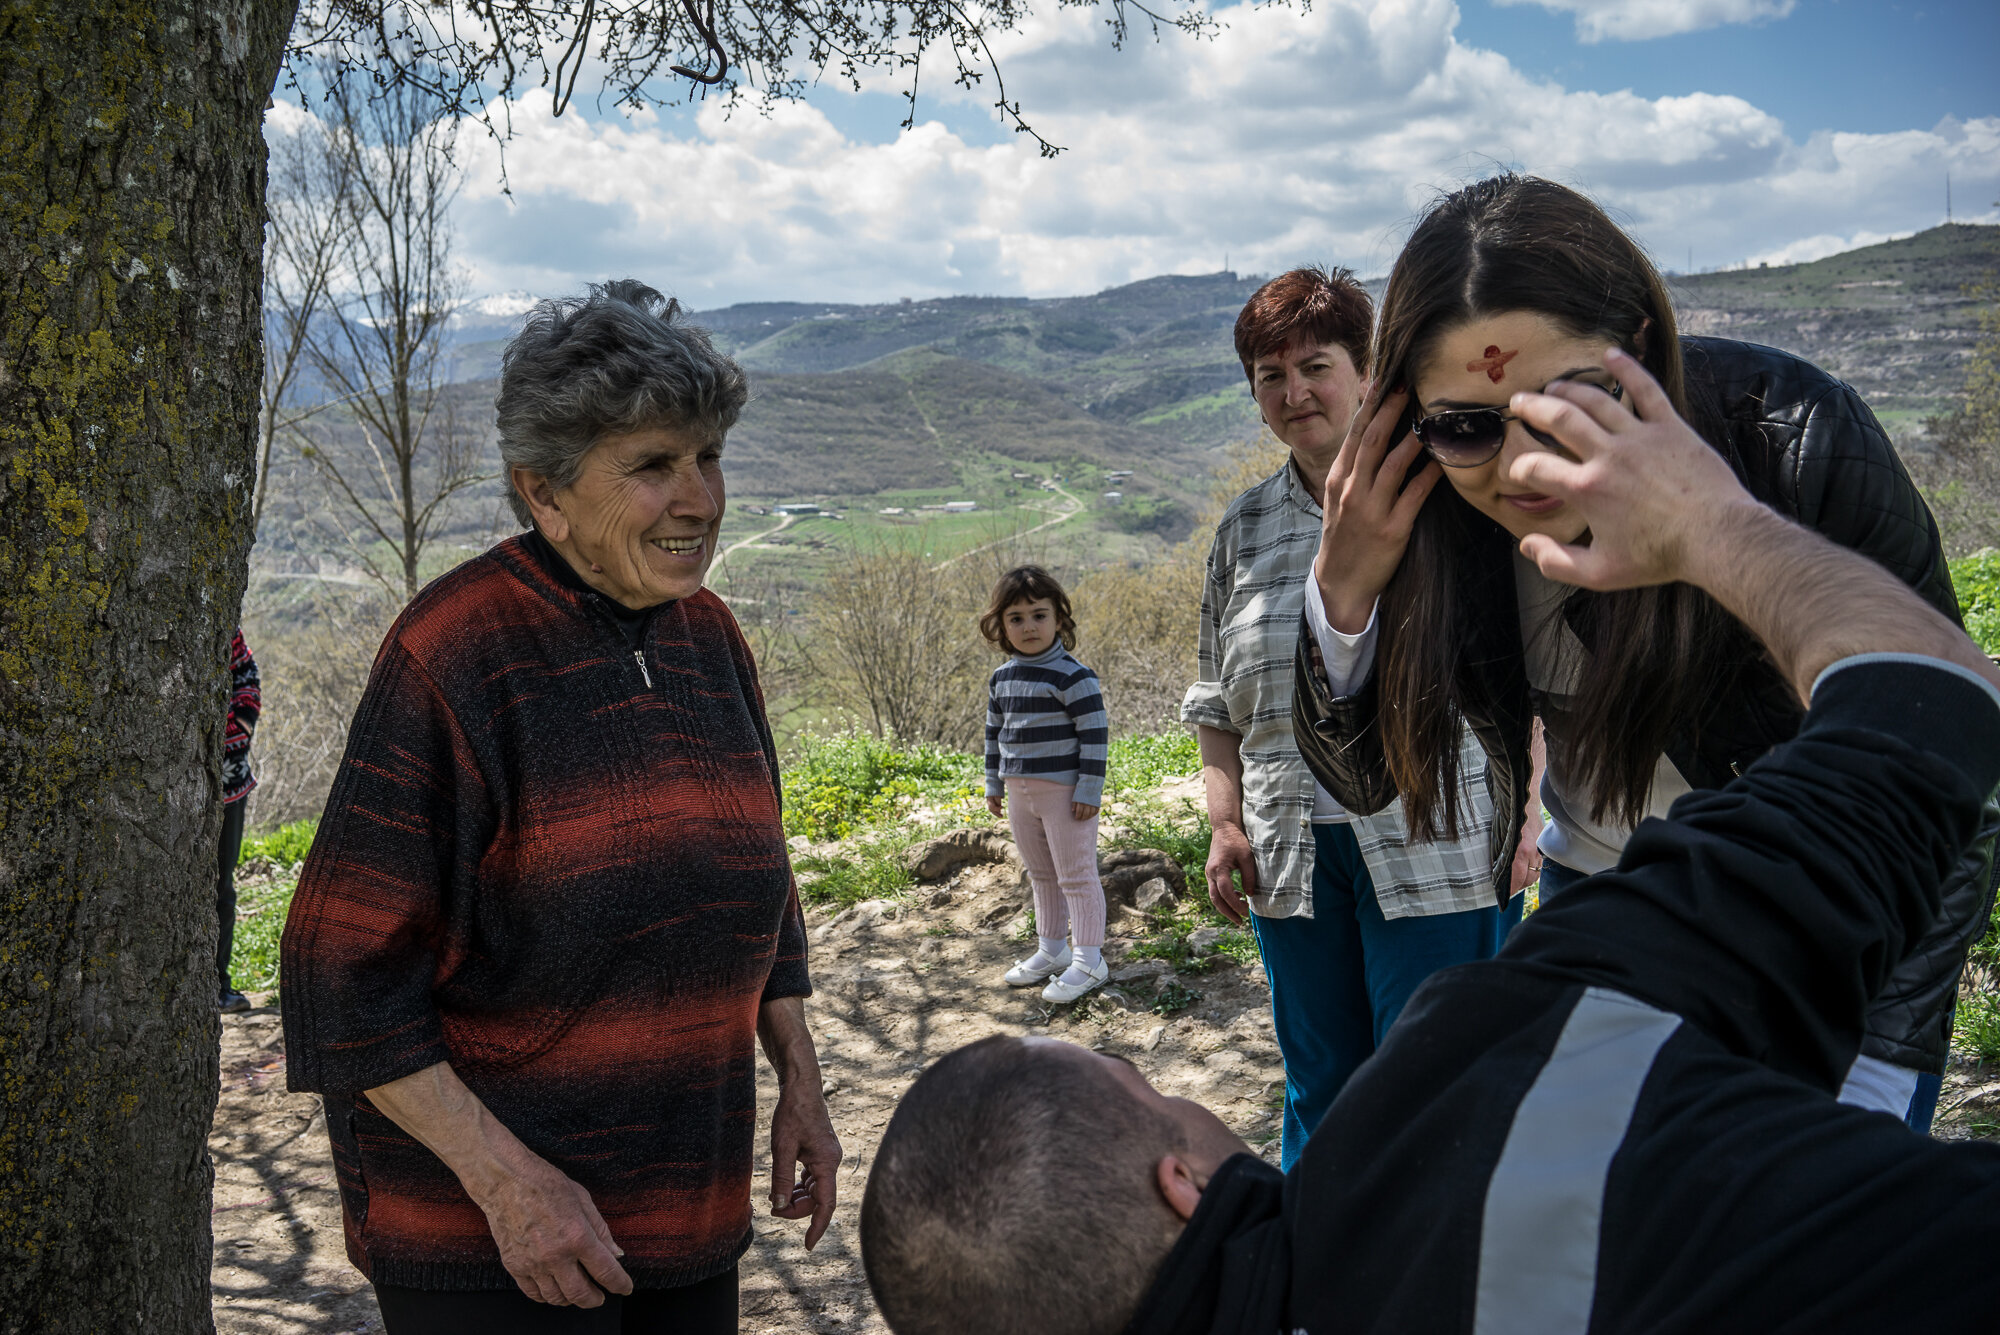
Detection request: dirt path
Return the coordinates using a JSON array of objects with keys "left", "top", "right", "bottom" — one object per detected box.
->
[
  {"left": 208, "top": 847, "right": 1283, "bottom": 1332},
  {"left": 928, "top": 481, "right": 1084, "bottom": 572},
  {"left": 209, "top": 833, "right": 2000, "bottom": 1328},
  {"left": 709, "top": 511, "right": 799, "bottom": 575}
]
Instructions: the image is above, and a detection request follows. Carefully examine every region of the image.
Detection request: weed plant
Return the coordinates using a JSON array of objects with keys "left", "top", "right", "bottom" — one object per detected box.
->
[
  {"left": 1110, "top": 799, "right": 1214, "bottom": 890},
  {"left": 240, "top": 817, "right": 318, "bottom": 869},
  {"left": 221, "top": 818, "right": 321, "bottom": 999},
  {"left": 1951, "top": 550, "right": 2000, "bottom": 655},
  {"left": 1973, "top": 892, "right": 2000, "bottom": 973},
  {"left": 1956, "top": 992, "right": 2000, "bottom": 1062},
  {"left": 1152, "top": 981, "right": 1204, "bottom": 1016},
  {"left": 1128, "top": 899, "right": 1260, "bottom": 975},
  {"left": 781, "top": 729, "right": 982, "bottom": 842},
  {"left": 228, "top": 875, "right": 291, "bottom": 996},
  {"left": 793, "top": 833, "right": 916, "bottom": 908},
  {"left": 1104, "top": 732, "right": 1200, "bottom": 795}
]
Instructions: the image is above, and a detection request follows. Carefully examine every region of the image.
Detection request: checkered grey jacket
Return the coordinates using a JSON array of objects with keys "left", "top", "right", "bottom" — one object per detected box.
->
[{"left": 1181, "top": 462, "right": 1496, "bottom": 919}]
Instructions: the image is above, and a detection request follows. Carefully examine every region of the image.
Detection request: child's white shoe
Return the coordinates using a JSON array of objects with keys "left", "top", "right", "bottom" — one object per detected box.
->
[
  {"left": 1005, "top": 945, "right": 1072, "bottom": 987},
  {"left": 1040, "top": 956, "right": 1109, "bottom": 1004}
]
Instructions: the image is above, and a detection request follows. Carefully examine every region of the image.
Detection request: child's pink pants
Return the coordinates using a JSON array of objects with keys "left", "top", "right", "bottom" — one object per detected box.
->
[{"left": 1005, "top": 776, "right": 1106, "bottom": 949}]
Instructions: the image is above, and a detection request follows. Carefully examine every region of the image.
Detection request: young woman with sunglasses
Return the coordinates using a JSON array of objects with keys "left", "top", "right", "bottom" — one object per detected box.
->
[{"left": 1291, "top": 174, "right": 1994, "bottom": 1134}]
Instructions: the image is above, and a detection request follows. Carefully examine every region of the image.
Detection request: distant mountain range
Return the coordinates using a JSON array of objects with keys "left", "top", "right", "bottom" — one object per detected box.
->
[
  {"left": 447, "top": 268, "right": 1274, "bottom": 498},
  {"left": 442, "top": 223, "right": 1997, "bottom": 498},
  {"left": 255, "top": 223, "right": 1996, "bottom": 598}
]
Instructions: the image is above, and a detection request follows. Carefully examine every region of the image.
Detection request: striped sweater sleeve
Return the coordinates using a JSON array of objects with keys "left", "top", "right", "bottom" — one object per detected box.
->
[
  {"left": 985, "top": 671, "right": 1005, "bottom": 798},
  {"left": 281, "top": 642, "right": 469, "bottom": 1094},
  {"left": 1064, "top": 666, "right": 1110, "bottom": 807}
]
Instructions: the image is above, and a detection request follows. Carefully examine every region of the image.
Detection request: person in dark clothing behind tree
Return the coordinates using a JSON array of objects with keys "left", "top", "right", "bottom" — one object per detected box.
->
[
  {"left": 282, "top": 280, "right": 840, "bottom": 1335},
  {"left": 859, "top": 345, "right": 2000, "bottom": 1335},
  {"left": 217, "top": 626, "right": 260, "bottom": 1013}
]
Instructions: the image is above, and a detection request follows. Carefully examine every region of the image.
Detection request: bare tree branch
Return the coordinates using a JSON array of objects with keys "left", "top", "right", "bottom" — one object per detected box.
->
[
  {"left": 258, "top": 112, "right": 358, "bottom": 532},
  {"left": 289, "top": 0, "right": 1228, "bottom": 158},
  {"left": 295, "top": 65, "right": 493, "bottom": 601}
]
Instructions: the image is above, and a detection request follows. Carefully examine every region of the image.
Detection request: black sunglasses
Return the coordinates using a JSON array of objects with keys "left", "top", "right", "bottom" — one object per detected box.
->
[{"left": 1413, "top": 381, "right": 1623, "bottom": 468}]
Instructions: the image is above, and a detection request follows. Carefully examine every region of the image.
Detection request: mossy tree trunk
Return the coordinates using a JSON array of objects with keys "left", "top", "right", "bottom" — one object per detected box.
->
[{"left": 0, "top": 1, "right": 294, "bottom": 1328}]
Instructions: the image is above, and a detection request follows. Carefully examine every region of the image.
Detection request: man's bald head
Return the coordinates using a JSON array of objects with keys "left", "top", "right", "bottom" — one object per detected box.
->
[{"left": 861, "top": 1036, "right": 1235, "bottom": 1335}]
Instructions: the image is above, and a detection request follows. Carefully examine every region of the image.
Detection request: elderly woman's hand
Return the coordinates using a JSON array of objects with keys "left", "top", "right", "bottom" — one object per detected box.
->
[
  {"left": 477, "top": 1144, "right": 635, "bottom": 1306},
  {"left": 365, "top": 1061, "right": 634, "bottom": 1307},
  {"left": 758, "top": 996, "right": 844, "bottom": 1249}
]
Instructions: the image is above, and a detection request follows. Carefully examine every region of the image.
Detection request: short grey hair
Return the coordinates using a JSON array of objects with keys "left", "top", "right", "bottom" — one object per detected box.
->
[{"left": 495, "top": 279, "right": 749, "bottom": 527}]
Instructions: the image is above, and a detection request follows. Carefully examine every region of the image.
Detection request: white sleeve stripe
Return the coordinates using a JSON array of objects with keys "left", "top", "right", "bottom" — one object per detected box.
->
[{"left": 1473, "top": 987, "right": 1681, "bottom": 1335}]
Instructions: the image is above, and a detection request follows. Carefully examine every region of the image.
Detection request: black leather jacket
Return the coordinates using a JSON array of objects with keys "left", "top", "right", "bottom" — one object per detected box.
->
[{"left": 1294, "top": 336, "right": 1997, "bottom": 1072}]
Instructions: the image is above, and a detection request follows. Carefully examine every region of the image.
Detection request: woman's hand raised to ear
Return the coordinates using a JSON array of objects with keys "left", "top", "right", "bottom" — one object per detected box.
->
[{"left": 1312, "top": 388, "right": 1443, "bottom": 634}]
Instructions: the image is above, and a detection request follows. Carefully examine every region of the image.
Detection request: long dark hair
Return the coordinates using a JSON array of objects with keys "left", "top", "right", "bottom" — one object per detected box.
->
[{"left": 1373, "top": 175, "right": 1744, "bottom": 839}]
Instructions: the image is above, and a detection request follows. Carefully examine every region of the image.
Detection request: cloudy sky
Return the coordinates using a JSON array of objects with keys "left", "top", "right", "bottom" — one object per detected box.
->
[{"left": 317, "top": 0, "right": 2000, "bottom": 309}]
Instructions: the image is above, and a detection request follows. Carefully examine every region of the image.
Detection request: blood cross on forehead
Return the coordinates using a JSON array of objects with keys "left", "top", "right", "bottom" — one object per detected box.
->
[{"left": 1468, "top": 346, "right": 1519, "bottom": 383}]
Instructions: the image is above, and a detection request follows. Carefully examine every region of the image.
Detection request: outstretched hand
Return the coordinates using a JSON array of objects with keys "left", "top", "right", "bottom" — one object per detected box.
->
[{"left": 1504, "top": 348, "right": 1760, "bottom": 591}]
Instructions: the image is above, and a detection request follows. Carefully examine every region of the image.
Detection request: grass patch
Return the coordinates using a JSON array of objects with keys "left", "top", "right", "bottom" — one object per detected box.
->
[
  {"left": 793, "top": 833, "right": 916, "bottom": 909},
  {"left": 1127, "top": 904, "right": 1259, "bottom": 976},
  {"left": 1109, "top": 799, "right": 1213, "bottom": 890},
  {"left": 227, "top": 818, "right": 318, "bottom": 997},
  {"left": 781, "top": 729, "right": 982, "bottom": 842},
  {"left": 1952, "top": 549, "right": 2000, "bottom": 655},
  {"left": 1104, "top": 796, "right": 1263, "bottom": 975},
  {"left": 1105, "top": 731, "right": 1200, "bottom": 796},
  {"left": 228, "top": 873, "right": 295, "bottom": 996},
  {"left": 1952, "top": 549, "right": 2000, "bottom": 654},
  {"left": 1972, "top": 891, "right": 2000, "bottom": 973},
  {"left": 241, "top": 817, "right": 317, "bottom": 868},
  {"left": 1956, "top": 992, "right": 2000, "bottom": 1062}
]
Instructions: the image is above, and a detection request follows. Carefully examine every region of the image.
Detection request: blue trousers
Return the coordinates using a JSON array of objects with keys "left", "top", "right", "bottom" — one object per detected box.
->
[
  {"left": 1540, "top": 858, "right": 1943, "bottom": 1135},
  {"left": 1251, "top": 822, "right": 1522, "bottom": 1169}
]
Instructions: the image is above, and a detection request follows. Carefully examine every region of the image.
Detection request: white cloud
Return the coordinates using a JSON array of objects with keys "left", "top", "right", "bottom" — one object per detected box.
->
[
  {"left": 431, "top": 0, "right": 2000, "bottom": 308},
  {"left": 1492, "top": 0, "right": 1796, "bottom": 43}
]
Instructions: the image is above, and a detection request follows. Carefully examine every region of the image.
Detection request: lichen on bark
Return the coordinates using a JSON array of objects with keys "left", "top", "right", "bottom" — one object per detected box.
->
[{"left": 0, "top": 1, "right": 296, "bottom": 1328}]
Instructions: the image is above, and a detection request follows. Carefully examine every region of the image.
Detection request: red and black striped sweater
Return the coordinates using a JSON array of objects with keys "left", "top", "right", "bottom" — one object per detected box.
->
[{"left": 281, "top": 534, "right": 810, "bottom": 1291}]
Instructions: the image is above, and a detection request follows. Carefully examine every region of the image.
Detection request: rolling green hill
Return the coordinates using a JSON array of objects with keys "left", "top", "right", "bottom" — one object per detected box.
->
[
  {"left": 1668, "top": 223, "right": 2000, "bottom": 436},
  {"left": 725, "top": 348, "right": 1212, "bottom": 510},
  {"left": 708, "top": 271, "right": 1270, "bottom": 454},
  {"left": 703, "top": 224, "right": 1998, "bottom": 493},
  {"left": 255, "top": 225, "right": 1998, "bottom": 609}
]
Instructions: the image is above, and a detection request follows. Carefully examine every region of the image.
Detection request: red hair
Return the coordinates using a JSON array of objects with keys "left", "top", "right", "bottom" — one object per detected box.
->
[{"left": 1232, "top": 266, "right": 1373, "bottom": 381}]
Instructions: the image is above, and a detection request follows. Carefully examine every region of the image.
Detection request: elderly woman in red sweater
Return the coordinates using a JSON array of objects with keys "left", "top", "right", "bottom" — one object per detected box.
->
[{"left": 282, "top": 280, "right": 837, "bottom": 1335}]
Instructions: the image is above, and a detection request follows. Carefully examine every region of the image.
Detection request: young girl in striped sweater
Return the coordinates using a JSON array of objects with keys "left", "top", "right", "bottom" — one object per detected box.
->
[{"left": 981, "top": 566, "right": 1112, "bottom": 1003}]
